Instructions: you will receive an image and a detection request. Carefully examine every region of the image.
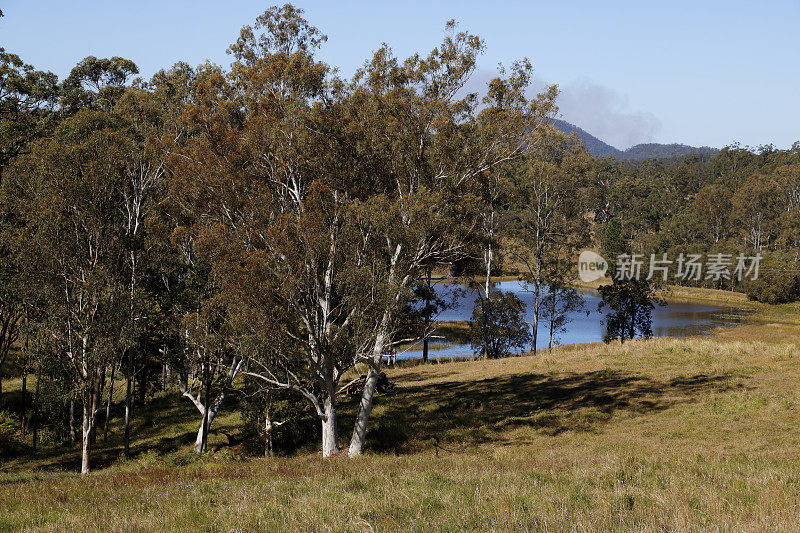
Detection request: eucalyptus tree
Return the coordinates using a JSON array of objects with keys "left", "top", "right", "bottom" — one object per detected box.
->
[
  {"left": 55, "top": 56, "right": 156, "bottom": 456},
  {"left": 170, "top": 6, "right": 560, "bottom": 458},
  {"left": 0, "top": 55, "right": 145, "bottom": 472},
  {"left": 0, "top": 50, "right": 58, "bottom": 406},
  {"left": 345, "top": 25, "right": 559, "bottom": 456},
  {"left": 178, "top": 250, "right": 243, "bottom": 453},
  {"left": 165, "top": 8, "right": 363, "bottom": 456},
  {"left": 731, "top": 173, "right": 783, "bottom": 253},
  {"left": 588, "top": 157, "right": 623, "bottom": 226},
  {"left": 12, "top": 108, "right": 130, "bottom": 473},
  {"left": 0, "top": 48, "right": 59, "bottom": 185},
  {"left": 688, "top": 185, "right": 732, "bottom": 246},
  {"left": 161, "top": 61, "right": 248, "bottom": 453},
  {"left": 112, "top": 80, "right": 180, "bottom": 456},
  {"left": 507, "top": 128, "right": 589, "bottom": 355},
  {"left": 469, "top": 63, "right": 558, "bottom": 358},
  {"left": 215, "top": 189, "right": 367, "bottom": 457},
  {"left": 60, "top": 56, "right": 139, "bottom": 113},
  {"left": 211, "top": 6, "right": 371, "bottom": 457}
]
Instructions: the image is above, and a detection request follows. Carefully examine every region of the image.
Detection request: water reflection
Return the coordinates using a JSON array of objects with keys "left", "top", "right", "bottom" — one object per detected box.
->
[{"left": 399, "top": 281, "right": 748, "bottom": 359}]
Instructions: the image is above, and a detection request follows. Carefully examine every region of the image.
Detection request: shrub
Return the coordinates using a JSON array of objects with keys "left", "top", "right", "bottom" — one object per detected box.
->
[
  {"left": 469, "top": 291, "right": 531, "bottom": 358},
  {"left": 0, "top": 410, "right": 25, "bottom": 458}
]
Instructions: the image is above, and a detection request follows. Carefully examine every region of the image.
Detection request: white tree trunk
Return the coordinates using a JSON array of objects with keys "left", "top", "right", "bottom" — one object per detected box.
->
[
  {"left": 193, "top": 416, "right": 207, "bottom": 453},
  {"left": 321, "top": 393, "right": 339, "bottom": 458},
  {"left": 265, "top": 419, "right": 273, "bottom": 458},
  {"left": 81, "top": 399, "right": 92, "bottom": 474},
  {"left": 183, "top": 356, "right": 242, "bottom": 453},
  {"left": 192, "top": 390, "right": 226, "bottom": 453},
  {"left": 69, "top": 399, "right": 77, "bottom": 445},
  {"left": 348, "top": 366, "right": 379, "bottom": 457},
  {"left": 79, "top": 366, "right": 104, "bottom": 474},
  {"left": 349, "top": 326, "right": 389, "bottom": 457},
  {"left": 483, "top": 238, "right": 493, "bottom": 359}
]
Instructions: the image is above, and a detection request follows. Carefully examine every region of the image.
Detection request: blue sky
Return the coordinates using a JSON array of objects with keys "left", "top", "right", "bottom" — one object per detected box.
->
[{"left": 2, "top": 1, "right": 798, "bottom": 149}]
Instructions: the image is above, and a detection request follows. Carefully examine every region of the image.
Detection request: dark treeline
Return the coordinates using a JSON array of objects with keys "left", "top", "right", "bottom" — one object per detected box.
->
[
  {"left": 0, "top": 5, "right": 798, "bottom": 473},
  {"left": 593, "top": 143, "right": 800, "bottom": 302}
]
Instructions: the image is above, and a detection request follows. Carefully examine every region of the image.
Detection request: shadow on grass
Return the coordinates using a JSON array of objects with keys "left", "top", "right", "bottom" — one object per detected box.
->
[
  {"left": 13, "top": 392, "right": 245, "bottom": 474},
  {"left": 2, "top": 368, "right": 748, "bottom": 471},
  {"left": 363, "top": 370, "right": 744, "bottom": 453}
]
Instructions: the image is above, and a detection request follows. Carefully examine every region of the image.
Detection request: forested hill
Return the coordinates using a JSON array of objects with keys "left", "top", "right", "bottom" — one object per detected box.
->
[
  {"left": 551, "top": 119, "right": 622, "bottom": 157},
  {"left": 621, "top": 142, "right": 719, "bottom": 161},
  {"left": 552, "top": 119, "right": 719, "bottom": 161}
]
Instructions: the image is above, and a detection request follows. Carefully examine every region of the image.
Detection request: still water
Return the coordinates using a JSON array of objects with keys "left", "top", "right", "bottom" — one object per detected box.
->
[{"left": 399, "top": 280, "right": 747, "bottom": 359}]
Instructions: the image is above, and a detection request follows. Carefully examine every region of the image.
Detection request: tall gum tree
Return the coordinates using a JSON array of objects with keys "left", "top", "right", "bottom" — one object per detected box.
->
[
  {"left": 113, "top": 82, "right": 180, "bottom": 456},
  {"left": 507, "top": 128, "right": 590, "bottom": 355},
  {"left": 163, "top": 63, "right": 249, "bottom": 453},
  {"left": 13, "top": 109, "right": 129, "bottom": 473},
  {"left": 8, "top": 54, "right": 143, "bottom": 473},
  {"left": 0, "top": 48, "right": 58, "bottom": 406},
  {"left": 169, "top": 8, "right": 558, "bottom": 458},
  {"left": 345, "top": 24, "right": 558, "bottom": 457},
  {"left": 167, "top": 6, "right": 361, "bottom": 457},
  {"left": 470, "top": 61, "right": 556, "bottom": 358}
]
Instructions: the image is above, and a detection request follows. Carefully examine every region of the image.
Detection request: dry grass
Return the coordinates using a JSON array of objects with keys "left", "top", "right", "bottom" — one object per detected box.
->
[{"left": 2, "top": 296, "right": 800, "bottom": 531}]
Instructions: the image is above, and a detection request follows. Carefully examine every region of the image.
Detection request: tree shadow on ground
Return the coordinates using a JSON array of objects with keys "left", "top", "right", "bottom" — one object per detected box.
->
[
  {"left": 365, "top": 369, "right": 745, "bottom": 453},
  {"left": 15, "top": 392, "right": 244, "bottom": 473}
]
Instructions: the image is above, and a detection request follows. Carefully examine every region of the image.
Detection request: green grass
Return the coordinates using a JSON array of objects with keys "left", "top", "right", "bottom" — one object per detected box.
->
[{"left": 2, "top": 290, "right": 800, "bottom": 531}]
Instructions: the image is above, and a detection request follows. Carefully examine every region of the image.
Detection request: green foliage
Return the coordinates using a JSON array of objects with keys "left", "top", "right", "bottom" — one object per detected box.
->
[
  {"left": 0, "top": 410, "right": 25, "bottom": 458},
  {"left": 0, "top": 47, "right": 59, "bottom": 179},
  {"left": 0, "top": 409, "right": 18, "bottom": 432},
  {"left": 586, "top": 141, "right": 800, "bottom": 301},
  {"left": 469, "top": 291, "right": 531, "bottom": 358},
  {"left": 238, "top": 376, "right": 315, "bottom": 456},
  {"left": 602, "top": 218, "right": 625, "bottom": 260},
  {"left": 598, "top": 279, "right": 663, "bottom": 343},
  {"left": 61, "top": 56, "right": 139, "bottom": 112},
  {"left": 541, "top": 284, "right": 585, "bottom": 348},
  {"left": 741, "top": 253, "right": 800, "bottom": 304}
]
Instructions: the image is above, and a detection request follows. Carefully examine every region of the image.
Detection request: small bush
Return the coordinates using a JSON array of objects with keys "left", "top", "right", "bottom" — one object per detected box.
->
[
  {"left": 163, "top": 448, "right": 204, "bottom": 467},
  {"left": 0, "top": 410, "right": 19, "bottom": 433},
  {"left": 469, "top": 291, "right": 531, "bottom": 358},
  {"left": 0, "top": 411, "right": 26, "bottom": 458}
]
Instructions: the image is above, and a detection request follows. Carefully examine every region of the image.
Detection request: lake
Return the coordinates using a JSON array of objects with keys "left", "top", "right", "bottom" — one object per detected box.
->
[{"left": 397, "top": 280, "right": 748, "bottom": 359}]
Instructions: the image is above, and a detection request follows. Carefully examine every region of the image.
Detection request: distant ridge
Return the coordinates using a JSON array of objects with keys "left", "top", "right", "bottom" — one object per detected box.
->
[
  {"left": 620, "top": 142, "right": 719, "bottom": 161},
  {"left": 551, "top": 118, "right": 718, "bottom": 161},
  {"left": 551, "top": 119, "right": 622, "bottom": 158}
]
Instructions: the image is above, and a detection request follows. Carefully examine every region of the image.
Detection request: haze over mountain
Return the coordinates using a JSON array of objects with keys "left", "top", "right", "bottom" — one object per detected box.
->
[{"left": 552, "top": 119, "right": 718, "bottom": 161}]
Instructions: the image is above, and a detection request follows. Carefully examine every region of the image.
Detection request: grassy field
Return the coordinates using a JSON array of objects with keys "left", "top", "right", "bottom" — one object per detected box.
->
[{"left": 1, "top": 289, "right": 800, "bottom": 531}]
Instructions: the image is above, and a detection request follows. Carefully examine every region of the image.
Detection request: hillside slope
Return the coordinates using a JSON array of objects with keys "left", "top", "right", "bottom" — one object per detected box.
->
[
  {"left": 551, "top": 119, "right": 622, "bottom": 158},
  {"left": 2, "top": 297, "right": 800, "bottom": 531},
  {"left": 552, "top": 119, "right": 719, "bottom": 161}
]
